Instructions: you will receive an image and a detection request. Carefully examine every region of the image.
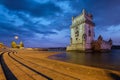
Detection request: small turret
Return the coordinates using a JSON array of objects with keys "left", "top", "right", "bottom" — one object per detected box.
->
[
  {"left": 72, "top": 16, "right": 74, "bottom": 21},
  {"left": 82, "top": 9, "right": 86, "bottom": 15},
  {"left": 108, "top": 38, "right": 112, "bottom": 45},
  {"left": 109, "top": 38, "right": 112, "bottom": 42},
  {"left": 98, "top": 35, "right": 103, "bottom": 44},
  {"left": 98, "top": 35, "right": 103, "bottom": 41}
]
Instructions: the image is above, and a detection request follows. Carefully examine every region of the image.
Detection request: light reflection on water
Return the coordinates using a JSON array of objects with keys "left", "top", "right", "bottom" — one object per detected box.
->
[{"left": 48, "top": 49, "right": 120, "bottom": 71}]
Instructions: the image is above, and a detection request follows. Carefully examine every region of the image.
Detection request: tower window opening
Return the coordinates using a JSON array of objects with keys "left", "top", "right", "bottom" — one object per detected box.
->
[
  {"left": 83, "top": 34, "right": 87, "bottom": 40},
  {"left": 88, "top": 30, "right": 91, "bottom": 36}
]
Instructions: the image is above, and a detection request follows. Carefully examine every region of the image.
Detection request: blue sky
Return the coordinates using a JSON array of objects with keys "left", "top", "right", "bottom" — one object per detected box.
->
[{"left": 0, "top": 0, "right": 120, "bottom": 47}]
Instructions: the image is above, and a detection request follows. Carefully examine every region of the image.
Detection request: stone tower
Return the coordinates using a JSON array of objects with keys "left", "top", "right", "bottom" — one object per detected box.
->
[{"left": 67, "top": 9, "right": 95, "bottom": 51}]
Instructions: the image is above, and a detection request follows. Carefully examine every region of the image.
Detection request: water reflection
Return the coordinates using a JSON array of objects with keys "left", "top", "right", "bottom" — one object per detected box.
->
[{"left": 49, "top": 49, "right": 120, "bottom": 71}]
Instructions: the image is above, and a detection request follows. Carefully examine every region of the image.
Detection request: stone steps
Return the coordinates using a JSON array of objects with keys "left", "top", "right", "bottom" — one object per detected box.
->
[
  {"left": 11, "top": 53, "right": 78, "bottom": 80},
  {"left": 0, "top": 52, "right": 6, "bottom": 80},
  {"left": 14, "top": 51, "right": 120, "bottom": 80},
  {"left": 4, "top": 53, "right": 47, "bottom": 80},
  {"left": 0, "top": 64, "right": 6, "bottom": 80},
  {"left": 1, "top": 49, "right": 120, "bottom": 80}
]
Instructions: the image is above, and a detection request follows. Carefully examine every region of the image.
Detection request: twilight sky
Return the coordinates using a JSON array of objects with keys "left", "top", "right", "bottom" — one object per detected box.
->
[{"left": 0, "top": 0, "right": 120, "bottom": 47}]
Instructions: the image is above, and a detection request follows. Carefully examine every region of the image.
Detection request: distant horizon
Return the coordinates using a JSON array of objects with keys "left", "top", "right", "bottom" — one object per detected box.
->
[{"left": 14, "top": 45, "right": 120, "bottom": 48}]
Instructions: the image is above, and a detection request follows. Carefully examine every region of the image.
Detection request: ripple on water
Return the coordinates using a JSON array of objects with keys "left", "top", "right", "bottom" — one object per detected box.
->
[{"left": 48, "top": 49, "right": 120, "bottom": 71}]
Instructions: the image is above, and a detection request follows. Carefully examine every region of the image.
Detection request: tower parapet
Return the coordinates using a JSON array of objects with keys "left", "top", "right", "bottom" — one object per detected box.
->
[{"left": 71, "top": 9, "right": 95, "bottom": 29}]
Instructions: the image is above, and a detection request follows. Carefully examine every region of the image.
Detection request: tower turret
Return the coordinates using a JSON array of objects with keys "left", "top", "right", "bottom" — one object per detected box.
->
[
  {"left": 82, "top": 9, "right": 86, "bottom": 15},
  {"left": 108, "top": 38, "right": 112, "bottom": 46}
]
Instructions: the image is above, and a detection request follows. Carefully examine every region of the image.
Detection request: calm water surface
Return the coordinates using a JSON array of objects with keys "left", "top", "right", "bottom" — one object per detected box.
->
[{"left": 48, "top": 49, "right": 120, "bottom": 71}]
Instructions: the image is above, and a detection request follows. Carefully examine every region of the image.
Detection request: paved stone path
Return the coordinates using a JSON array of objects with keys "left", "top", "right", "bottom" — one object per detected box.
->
[
  {"left": 0, "top": 49, "right": 80, "bottom": 80},
  {"left": 0, "top": 48, "right": 120, "bottom": 80}
]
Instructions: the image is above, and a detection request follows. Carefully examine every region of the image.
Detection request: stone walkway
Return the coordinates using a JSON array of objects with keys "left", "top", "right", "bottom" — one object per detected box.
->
[{"left": 0, "top": 49, "right": 120, "bottom": 80}]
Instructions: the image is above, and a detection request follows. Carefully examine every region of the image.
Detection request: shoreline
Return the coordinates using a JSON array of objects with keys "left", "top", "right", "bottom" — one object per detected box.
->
[
  {"left": 10, "top": 49, "right": 120, "bottom": 80},
  {"left": 43, "top": 51, "right": 120, "bottom": 79},
  {"left": 46, "top": 51, "right": 120, "bottom": 72},
  {"left": 48, "top": 51, "right": 120, "bottom": 71}
]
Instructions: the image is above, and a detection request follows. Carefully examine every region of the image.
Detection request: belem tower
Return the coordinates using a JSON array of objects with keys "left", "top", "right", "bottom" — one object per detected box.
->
[{"left": 66, "top": 9, "right": 112, "bottom": 52}]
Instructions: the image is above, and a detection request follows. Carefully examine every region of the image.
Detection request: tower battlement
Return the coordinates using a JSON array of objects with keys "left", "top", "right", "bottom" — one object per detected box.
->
[{"left": 71, "top": 9, "right": 95, "bottom": 28}]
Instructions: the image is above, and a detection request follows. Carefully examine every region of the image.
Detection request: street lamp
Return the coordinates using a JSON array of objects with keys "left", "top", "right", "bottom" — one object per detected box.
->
[{"left": 14, "top": 36, "right": 19, "bottom": 40}]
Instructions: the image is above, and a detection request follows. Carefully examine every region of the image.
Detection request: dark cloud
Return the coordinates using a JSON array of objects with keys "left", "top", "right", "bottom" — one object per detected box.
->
[
  {"left": 85, "top": 0, "right": 120, "bottom": 27},
  {"left": 0, "top": 0, "right": 29, "bottom": 11},
  {"left": 23, "top": 24, "right": 57, "bottom": 35},
  {"left": 0, "top": 0, "right": 62, "bottom": 17},
  {"left": 0, "top": 22, "right": 33, "bottom": 37}
]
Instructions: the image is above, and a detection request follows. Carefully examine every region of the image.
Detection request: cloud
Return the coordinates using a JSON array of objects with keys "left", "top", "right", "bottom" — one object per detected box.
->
[
  {"left": 25, "top": 29, "right": 70, "bottom": 47},
  {"left": 0, "top": 0, "right": 62, "bottom": 17}
]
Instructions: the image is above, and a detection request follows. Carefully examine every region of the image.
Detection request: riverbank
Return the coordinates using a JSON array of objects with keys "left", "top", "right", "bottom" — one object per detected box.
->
[{"left": 14, "top": 49, "right": 120, "bottom": 80}]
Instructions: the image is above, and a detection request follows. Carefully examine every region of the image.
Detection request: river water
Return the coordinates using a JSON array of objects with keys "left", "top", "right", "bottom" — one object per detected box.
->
[{"left": 48, "top": 49, "right": 120, "bottom": 71}]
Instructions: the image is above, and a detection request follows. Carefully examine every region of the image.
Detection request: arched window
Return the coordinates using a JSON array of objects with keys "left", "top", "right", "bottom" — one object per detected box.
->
[
  {"left": 88, "top": 30, "right": 91, "bottom": 36},
  {"left": 70, "top": 38, "right": 72, "bottom": 44},
  {"left": 82, "top": 34, "right": 87, "bottom": 40}
]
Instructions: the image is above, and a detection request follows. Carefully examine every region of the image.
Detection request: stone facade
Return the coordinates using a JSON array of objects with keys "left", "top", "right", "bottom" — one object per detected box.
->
[{"left": 66, "top": 9, "right": 112, "bottom": 52}]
